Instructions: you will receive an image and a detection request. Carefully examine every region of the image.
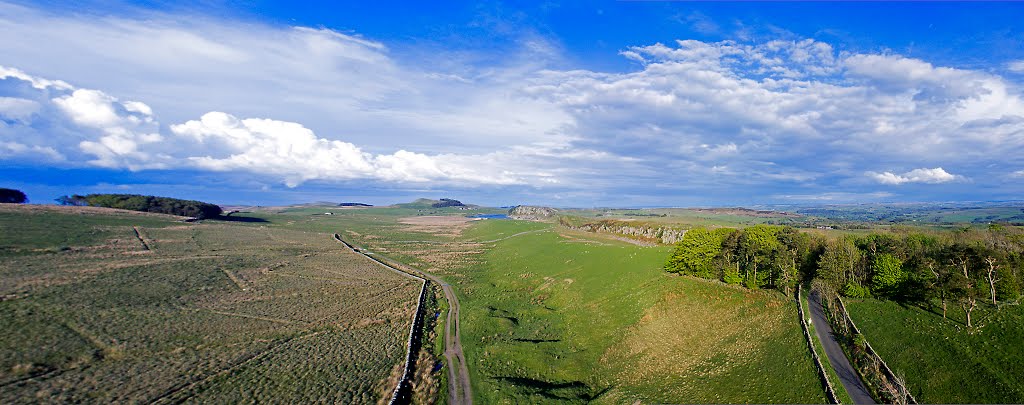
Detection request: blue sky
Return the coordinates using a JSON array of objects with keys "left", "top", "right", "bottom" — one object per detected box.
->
[{"left": 2, "top": 1, "right": 1024, "bottom": 207}]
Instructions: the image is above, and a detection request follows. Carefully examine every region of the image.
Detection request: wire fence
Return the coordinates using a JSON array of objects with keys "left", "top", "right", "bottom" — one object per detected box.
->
[{"left": 817, "top": 287, "right": 917, "bottom": 405}]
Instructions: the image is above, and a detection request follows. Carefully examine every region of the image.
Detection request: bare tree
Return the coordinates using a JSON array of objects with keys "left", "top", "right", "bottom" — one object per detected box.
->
[
  {"left": 984, "top": 256, "right": 1000, "bottom": 306},
  {"left": 951, "top": 255, "right": 970, "bottom": 279},
  {"left": 962, "top": 295, "right": 977, "bottom": 327},
  {"left": 926, "top": 259, "right": 948, "bottom": 319},
  {"left": 950, "top": 254, "right": 977, "bottom": 327}
]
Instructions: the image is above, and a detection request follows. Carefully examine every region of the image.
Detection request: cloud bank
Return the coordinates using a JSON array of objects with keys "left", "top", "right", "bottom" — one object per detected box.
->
[{"left": 2, "top": 3, "right": 1024, "bottom": 204}]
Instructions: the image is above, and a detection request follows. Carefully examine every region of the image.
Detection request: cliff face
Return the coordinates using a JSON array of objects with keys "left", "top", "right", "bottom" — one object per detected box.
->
[
  {"left": 509, "top": 206, "right": 686, "bottom": 244},
  {"left": 508, "top": 205, "right": 559, "bottom": 221},
  {"left": 559, "top": 218, "right": 686, "bottom": 245}
]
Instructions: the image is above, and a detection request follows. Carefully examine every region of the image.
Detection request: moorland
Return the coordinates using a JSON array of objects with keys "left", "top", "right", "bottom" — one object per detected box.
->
[{"left": 2, "top": 196, "right": 1023, "bottom": 404}]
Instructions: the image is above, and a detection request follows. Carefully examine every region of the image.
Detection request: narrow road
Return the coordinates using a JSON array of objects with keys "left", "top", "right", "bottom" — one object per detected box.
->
[
  {"left": 334, "top": 234, "right": 473, "bottom": 405},
  {"left": 808, "top": 291, "right": 876, "bottom": 405}
]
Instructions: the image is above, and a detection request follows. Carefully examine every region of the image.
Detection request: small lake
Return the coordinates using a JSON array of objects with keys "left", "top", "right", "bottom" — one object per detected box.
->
[{"left": 468, "top": 213, "right": 509, "bottom": 219}]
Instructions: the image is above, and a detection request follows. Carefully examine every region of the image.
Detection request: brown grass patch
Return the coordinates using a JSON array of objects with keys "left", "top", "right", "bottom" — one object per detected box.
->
[
  {"left": 602, "top": 283, "right": 788, "bottom": 388},
  {"left": 0, "top": 203, "right": 187, "bottom": 219},
  {"left": 397, "top": 216, "right": 479, "bottom": 236}
]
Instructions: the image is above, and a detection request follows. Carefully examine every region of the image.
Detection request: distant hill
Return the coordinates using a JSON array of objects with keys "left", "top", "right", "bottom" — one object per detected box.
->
[
  {"left": 432, "top": 198, "right": 465, "bottom": 208},
  {"left": 395, "top": 198, "right": 473, "bottom": 209},
  {"left": 338, "top": 202, "right": 373, "bottom": 207}
]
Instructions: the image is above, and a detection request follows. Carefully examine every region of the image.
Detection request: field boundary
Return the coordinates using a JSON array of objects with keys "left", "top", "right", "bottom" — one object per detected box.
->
[
  {"left": 832, "top": 295, "right": 918, "bottom": 404},
  {"left": 148, "top": 330, "right": 326, "bottom": 404},
  {"left": 334, "top": 234, "right": 429, "bottom": 405},
  {"left": 132, "top": 226, "right": 151, "bottom": 251},
  {"left": 797, "top": 285, "right": 841, "bottom": 404}
]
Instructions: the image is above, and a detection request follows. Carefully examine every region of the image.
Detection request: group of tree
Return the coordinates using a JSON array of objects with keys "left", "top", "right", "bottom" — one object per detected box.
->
[
  {"left": 665, "top": 225, "right": 814, "bottom": 295},
  {"left": 56, "top": 193, "right": 223, "bottom": 219},
  {"left": 666, "top": 224, "right": 1024, "bottom": 326},
  {"left": 0, "top": 188, "right": 27, "bottom": 203}
]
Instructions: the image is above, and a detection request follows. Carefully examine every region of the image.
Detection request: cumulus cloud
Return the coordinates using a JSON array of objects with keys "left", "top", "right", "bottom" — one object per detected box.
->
[
  {"left": 0, "top": 97, "right": 39, "bottom": 122},
  {"left": 867, "top": 168, "right": 964, "bottom": 185},
  {"left": 2, "top": 3, "right": 1024, "bottom": 203},
  {"left": 171, "top": 112, "right": 528, "bottom": 187},
  {"left": 0, "top": 3, "right": 571, "bottom": 154},
  {"left": 1009, "top": 60, "right": 1024, "bottom": 73},
  {"left": 0, "top": 67, "right": 593, "bottom": 188}
]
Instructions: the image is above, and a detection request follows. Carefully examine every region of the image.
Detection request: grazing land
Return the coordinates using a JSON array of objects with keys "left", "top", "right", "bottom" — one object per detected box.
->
[
  {"left": 845, "top": 299, "right": 1024, "bottom": 403},
  {"left": 7, "top": 200, "right": 1019, "bottom": 404},
  {"left": 334, "top": 210, "right": 827, "bottom": 404},
  {"left": 0, "top": 204, "right": 418, "bottom": 403}
]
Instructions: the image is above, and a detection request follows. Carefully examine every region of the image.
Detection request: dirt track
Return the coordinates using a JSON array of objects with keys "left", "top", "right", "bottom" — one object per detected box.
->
[{"left": 333, "top": 234, "right": 473, "bottom": 404}]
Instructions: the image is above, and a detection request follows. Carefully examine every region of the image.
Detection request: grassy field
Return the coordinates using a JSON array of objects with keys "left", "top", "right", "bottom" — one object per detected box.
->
[
  {"left": 0, "top": 202, "right": 836, "bottom": 403},
  {"left": 0, "top": 204, "right": 418, "bottom": 403},
  {"left": 845, "top": 298, "right": 1024, "bottom": 403},
  {"left": 333, "top": 210, "right": 828, "bottom": 404}
]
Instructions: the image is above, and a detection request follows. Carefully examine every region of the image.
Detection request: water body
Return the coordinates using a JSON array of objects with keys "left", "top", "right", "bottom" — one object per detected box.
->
[{"left": 469, "top": 213, "right": 509, "bottom": 219}]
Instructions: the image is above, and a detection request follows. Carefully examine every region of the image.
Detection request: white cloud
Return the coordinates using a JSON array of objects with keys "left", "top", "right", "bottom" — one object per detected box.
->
[
  {"left": 54, "top": 89, "right": 124, "bottom": 128},
  {"left": 2, "top": 3, "right": 1024, "bottom": 202},
  {"left": 868, "top": 168, "right": 964, "bottom": 185},
  {"left": 1008, "top": 60, "right": 1024, "bottom": 73},
  {"left": 0, "top": 141, "right": 63, "bottom": 161},
  {"left": 0, "top": 97, "right": 40, "bottom": 122},
  {"left": 172, "top": 111, "right": 528, "bottom": 187},
  {"left": 0, "top": 67, "right": 587, "bottom": 187},
  {"left": 0, "top": 3, "right": 570, "bottom": 154},
  {"left": 0, "top": 65, "right": 72, "bottom": 90}
]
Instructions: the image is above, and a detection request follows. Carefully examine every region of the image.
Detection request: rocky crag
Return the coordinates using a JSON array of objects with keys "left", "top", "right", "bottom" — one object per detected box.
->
[
  {"left": 508, "top": 205, "right": 559, "bottom": 221},
  {"left": 558, "top": 217, "right": 686, "bottom": 245}
]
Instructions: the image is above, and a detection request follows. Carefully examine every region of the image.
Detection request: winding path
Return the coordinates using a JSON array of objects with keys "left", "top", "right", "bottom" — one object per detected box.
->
[{"left": 808, "top": 291, "right": 876, "bottom": 405}]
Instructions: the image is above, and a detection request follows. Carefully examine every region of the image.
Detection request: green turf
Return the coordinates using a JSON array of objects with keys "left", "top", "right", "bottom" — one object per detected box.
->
[
  {"left": 845, "top": 299, "right": 1024, "bottom": 403},
  {"left": 337, "top": 213, "right": 827, "bottom": 404}
]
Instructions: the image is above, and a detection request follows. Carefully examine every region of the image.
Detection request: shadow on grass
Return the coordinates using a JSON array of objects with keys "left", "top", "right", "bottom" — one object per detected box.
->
[
  {"left": 512, "top": 338, "right": 561, "bottom": 343},
  {"left": 492, "top": 376, "right": 611, "bottom": 401},
  {"left": 209, "top": 215, "right": 269, "bottom": 223}
]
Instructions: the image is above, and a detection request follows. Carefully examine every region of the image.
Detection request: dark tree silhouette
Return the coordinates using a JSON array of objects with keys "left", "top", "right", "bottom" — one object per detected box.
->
[{"left": 0, "top": 188, "right": 27, "bottom": 203}]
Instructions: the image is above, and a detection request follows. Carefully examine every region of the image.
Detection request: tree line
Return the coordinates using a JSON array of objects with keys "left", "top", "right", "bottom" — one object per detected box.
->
[
  {"left": 56, "top": 193, "right": 223, "bottom": 219},
  {"left": 666, "top": 225, "right": 1024, "bottom": 325}
]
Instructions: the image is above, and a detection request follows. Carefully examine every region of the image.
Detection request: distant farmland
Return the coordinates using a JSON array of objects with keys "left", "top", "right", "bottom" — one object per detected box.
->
[{"left": 0, "top": 204, "right": 417, "bottom": 403}]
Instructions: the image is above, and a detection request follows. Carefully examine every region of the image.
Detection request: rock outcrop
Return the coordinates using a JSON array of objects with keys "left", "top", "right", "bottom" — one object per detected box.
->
[
  {"left": 508, "top": 205, "right": 559, "bottom": 221},
  {"left": 559, "top": 218, "right": 686, "bottom": 245}
]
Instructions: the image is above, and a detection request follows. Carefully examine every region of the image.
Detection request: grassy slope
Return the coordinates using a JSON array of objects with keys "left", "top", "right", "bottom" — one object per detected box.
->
[
  {"left": 0, "top": 205, "right": 416, "bottom": 403},
  {"left": 448, "top": 220, "right": 824, "bottom": 403},
  {"left": 845, "top": 299, "right": 1024, "bottom": 403},
  {"left": 202, "top": 206, "right": 827, "bottom": 403}
]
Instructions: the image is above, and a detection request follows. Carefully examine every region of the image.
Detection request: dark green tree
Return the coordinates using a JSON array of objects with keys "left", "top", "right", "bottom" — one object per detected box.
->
[{"left": 0, "top": 188, "right": 27, "bottom": 203}]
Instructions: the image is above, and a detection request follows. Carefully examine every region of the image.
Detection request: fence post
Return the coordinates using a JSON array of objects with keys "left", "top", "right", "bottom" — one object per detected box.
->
[{"left": 831, "top": 295, "right": 917, "bottom": 404}]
